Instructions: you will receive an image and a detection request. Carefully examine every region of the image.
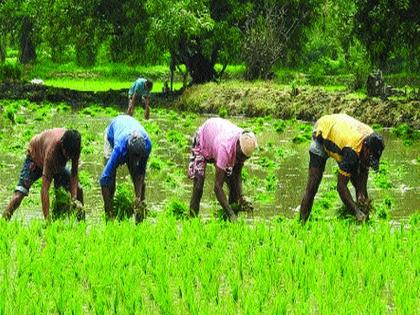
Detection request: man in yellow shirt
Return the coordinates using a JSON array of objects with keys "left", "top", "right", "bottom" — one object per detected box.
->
[{"left": 300, "top": 114, "right": 385, "bottom": 223}]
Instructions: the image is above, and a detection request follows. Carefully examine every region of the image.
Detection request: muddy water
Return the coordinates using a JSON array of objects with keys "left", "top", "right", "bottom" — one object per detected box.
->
[{"left": 0, "top": 107, "right": 418, "bottom": 221}]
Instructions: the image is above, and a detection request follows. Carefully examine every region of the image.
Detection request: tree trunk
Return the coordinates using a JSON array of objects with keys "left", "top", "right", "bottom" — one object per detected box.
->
[
  {"left": 19, "top": 17, "right": 37, "bottom": 64},
  {"left": 185, "top": 50, "right": 216, "bottom": 84},
  {"left": 178, "top": 38, "right": 216, "bottom": 84},
  {"left": 0, "top": 36, "right": 5, "bottom": 63}
]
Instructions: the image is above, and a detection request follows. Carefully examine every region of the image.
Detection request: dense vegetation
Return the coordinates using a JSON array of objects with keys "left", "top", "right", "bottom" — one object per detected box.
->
[
  {"left": 0, "top": 218, "right": 418, "bottom": 313},
  {"left": 0, "top": 0, "right": 419, "bottom": 84}
]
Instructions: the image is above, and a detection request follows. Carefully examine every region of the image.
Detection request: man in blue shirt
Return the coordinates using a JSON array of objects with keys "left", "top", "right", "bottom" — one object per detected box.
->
[
  {"left": 128, "top": 78, "right": 153, "bottom": 119},
  {"left": 100, "top": 115, "right": 152, "bottom": 222}
]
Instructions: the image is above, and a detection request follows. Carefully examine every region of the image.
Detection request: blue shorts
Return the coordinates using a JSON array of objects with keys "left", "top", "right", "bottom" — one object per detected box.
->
[
  {"left": 15, "top": 155, "right": 73, "bottom": 196},
  {"left": 309, "top": 137, "right": 328, "bottom": 159}
]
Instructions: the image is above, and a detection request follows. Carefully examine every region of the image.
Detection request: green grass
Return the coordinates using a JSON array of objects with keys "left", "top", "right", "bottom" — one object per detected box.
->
[
  {"left": 44, "top": 78, "right": 184, "bottom": 92},
  {"left": 0, "top": 218, "right": 418, "bottom": 313}
]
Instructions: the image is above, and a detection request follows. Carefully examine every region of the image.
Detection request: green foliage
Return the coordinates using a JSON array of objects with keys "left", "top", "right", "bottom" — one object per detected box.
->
[
  {"left": 165, "top": 198, "right": 189, "bottom": 219},
  {"left": 354, "top": 0, "right": 420, "bottom": 71},
  {"left": 372, "top": 196, "right": 393, "bottom": 220},
  {"left": 391, "top": 123, "right": 420, "bottom": 145},
  {"left": 0, "top": 219, "right": 418, "bottom": 312},
  {"left": 51, "top": 187, "right": 84, "bottom": 220},
  {"left": 52, "top": 187, "right": 72, "bottom": 218},
  {"left": 218, "top": 107, "right": 228, "bottom": 118},
  {"left": 146, "top": 0, "right": 249, "bottom": 83},
  {"left": 113, "top": 183, "right": 135, "bottom": 220},
  {"left": 0, "top": 62, "right": 22, "bottom": 82},
  {"left": 347, "top": 39, "right": 371, "bottom": 90},
  {"left": 372, "top": 160, "right": 393, "bottom": 189},
  {"left": 292, "top": 123, "right": 312, "bottom": 143}
]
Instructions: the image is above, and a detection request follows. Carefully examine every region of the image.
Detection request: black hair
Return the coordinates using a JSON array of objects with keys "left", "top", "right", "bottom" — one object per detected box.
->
[
  {"left": 145, "top": 80, "right": 153, "bottom": 91},
  {"left": 61, "top": 129, "right": 81, "bottom": 158},
  {"left": 365, "top": 132, "right": 385, "bottom": 155},
  {"left": 128, "top": 135, "right": 147, "bottom": 159}
]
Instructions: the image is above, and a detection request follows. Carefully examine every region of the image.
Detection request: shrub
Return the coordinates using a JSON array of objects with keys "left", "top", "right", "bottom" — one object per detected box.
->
[
  {"left": 165, "top": 198, "right": 189, "bottom": 219},
  {"left": 113, "top": 183, "right": 134, "bottom": 219},
  {"left": 0, "top": 63, "right": 22, "bottom": 82}
]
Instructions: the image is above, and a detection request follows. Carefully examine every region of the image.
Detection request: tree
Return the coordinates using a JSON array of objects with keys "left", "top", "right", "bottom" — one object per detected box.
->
[
  {"left": 251, "top": 0, "right": 321, "bottom": 67},
  {"left": 97, "top": 0, "right": 150, "bottom": 63},
  {"left": 0, "top": 0, "right": 41, "bottom": 64},
  {"left": 354, "top": 0, "right": 420, "bottom": 71},
  {"left": 146, "top": 0, "right": 250, "bottom": 84},
  {"left": 242, "top": 2, "right": 298, "bottom": 79}
]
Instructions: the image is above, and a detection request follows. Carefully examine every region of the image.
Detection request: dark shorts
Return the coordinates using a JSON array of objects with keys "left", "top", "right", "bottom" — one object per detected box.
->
[{"left": 15, "top": 155, "right": 72, "bottom": 196}]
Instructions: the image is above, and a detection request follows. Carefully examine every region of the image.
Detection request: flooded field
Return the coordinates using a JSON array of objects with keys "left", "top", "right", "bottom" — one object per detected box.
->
[{"left": 0, "top": 100, "right": 419, "bottom": 221}]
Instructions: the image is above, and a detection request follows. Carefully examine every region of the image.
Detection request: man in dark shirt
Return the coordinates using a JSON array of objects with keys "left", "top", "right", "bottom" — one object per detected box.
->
[{"left": 2, "top": 129, "right": 83, "bottom": 220}]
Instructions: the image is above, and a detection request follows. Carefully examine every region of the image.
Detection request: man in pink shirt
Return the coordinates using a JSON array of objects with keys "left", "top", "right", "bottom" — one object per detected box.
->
[
  {"left": 2, "top": 129, "right": 84, "bottom": 221},
  {"left": 188, "top": 118, "right": 257, "bottom": 220}
]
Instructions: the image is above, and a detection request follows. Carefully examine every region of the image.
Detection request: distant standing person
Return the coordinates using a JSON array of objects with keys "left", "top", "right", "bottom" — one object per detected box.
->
[
  {"left": 100, "top": 115, "right": 152, "bottom": 223},
  {"left": 300, "top": 114, "right": 385, "bottom": 223},
  {"left": 188, "top": 117, "right": 257, "bottom": 221},
  {"left": 128, "top": 77, "right": 153, "bottom": 119},
  {"left": 2, "top": 129, "right": 84, "bottom": 221}
]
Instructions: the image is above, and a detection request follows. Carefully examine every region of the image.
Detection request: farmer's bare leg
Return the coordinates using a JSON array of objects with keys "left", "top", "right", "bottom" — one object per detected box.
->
[
  {"left": 190, "top": 175, "right": 205, "bottom": 217},
  {"left": 300, "top": 153, "right": 326, "bottom": 222}
]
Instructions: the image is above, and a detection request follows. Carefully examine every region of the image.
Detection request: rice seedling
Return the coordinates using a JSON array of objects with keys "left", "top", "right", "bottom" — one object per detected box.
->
[
  {"left": 0, "top": 218, "right": 418, "bottom": 313},
  {"left": 165, "top": 198, "right": 189, "bottom": 219},
  {"left": 391, "top": 123, "right": 420, "bottom": 146}
]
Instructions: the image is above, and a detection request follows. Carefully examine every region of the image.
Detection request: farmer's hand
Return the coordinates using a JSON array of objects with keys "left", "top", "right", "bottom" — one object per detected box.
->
[
  {"left": 229, "top": 212, "right": 238, "bottom": 222},
  {"left": 355, "top": 208, "right": 367, "bottom": 222},
  {"left": 71, "top": 199, "right": 85, "bottom": 221},
  {"left": 134, "top": 199, "right": 147, "bottom": 224},
  {"left": 71, "top": 199, "right": 83, "bottom": 210},
  {"left": 239, "top": 198, "right": 254, "bottom": 212}
]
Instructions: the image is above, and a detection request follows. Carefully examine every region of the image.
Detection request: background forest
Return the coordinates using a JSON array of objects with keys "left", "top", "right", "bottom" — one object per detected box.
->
[{"left": 0, "top": 0, "right": 419, "bottom": 87}]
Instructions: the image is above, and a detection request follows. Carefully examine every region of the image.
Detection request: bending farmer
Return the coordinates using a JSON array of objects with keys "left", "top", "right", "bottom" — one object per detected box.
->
[
  {"left": 100, "top": 115, "right": 152, "bottom": 223},
  {"left": 189, "top": 117, "right": 257, "bottom": 221},
  {"left": 300, "top": 114, "right": 385, "bottom": 223},
  {"left": 3, "top": 129, "right": 83, "bottom": 220},
  {"left": 128, "top": 77, "right": 153, "bottom": 119}
]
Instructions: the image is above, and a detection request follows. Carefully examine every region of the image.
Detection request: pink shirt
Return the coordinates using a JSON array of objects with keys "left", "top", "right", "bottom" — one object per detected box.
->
[{"left": 198, "top": 118, "right": 243, "bottom": 170}]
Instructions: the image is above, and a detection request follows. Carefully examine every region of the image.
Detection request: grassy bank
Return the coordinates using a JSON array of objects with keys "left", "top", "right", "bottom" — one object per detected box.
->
[
  {"left": 0, "top": 218, "right": 418, "bottom": 314},
  {"left": 176, "top": 81, "right": 420, "bottom": 128},
  {"left": 43, "top": 78, "right": 184, "bottom": 93}
]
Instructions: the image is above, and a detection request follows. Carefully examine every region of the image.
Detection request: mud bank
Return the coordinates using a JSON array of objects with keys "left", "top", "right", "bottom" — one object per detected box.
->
[
  {"left": 1, "top": 82, "right": 419, "bottom": 127},
  {"left": 177, "top": 82, "right": 420, "bottom": 128},
  {"left": 0, "top": 82, "right": 180, "bottom": 109}
]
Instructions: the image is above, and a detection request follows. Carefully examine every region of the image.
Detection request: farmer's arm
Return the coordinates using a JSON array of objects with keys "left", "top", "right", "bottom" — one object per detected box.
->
[
  {"left": 337, "top": 173, "right": 365, "bottom": 221},
  {"left": 70, "top": 154, "right": 80, "bottom": 199},
  {"left": 355, "top": 167, "right": 369, "bottom": 202},
  {"left": 41, "top": 176, "right": 52, "bottom": 219},
  {"left": 144, "top": 96, "right": 150, "bottom": 120},
  {"left": 133, "top": 174, "right": 145, "bottom": 200},
  {"left": 231, "top": 162, "right": 243, "bottom": 199},
  {"left": 214, "top": 166, "right": 237, "bottom": 221}
]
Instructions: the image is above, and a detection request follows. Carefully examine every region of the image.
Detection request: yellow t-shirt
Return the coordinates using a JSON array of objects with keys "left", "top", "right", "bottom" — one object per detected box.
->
[{"left": 314, "top": 114, "right": 373, "bottom": 176}]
